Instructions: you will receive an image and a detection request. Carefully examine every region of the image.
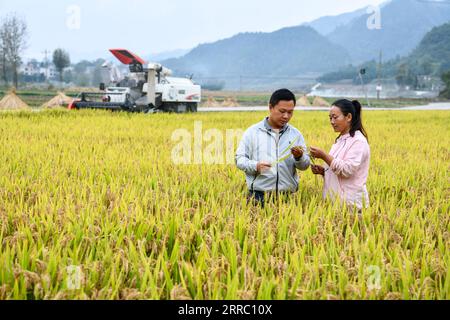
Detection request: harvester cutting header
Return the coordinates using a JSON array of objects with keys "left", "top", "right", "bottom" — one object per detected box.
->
[{"left": 69, "top": 49, "right": 201, "bottom": 113}]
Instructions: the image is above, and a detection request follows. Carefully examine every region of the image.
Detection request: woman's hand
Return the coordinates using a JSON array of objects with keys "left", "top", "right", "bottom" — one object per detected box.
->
[
  {"left": 309, "top": 146, "right": 326, "bottom": 160},
  {"left": 311, "top": 164, "right": 325, "bottom": 176},
  {"left": 310, "top": 146, "right": 334, "bottom": 167}
]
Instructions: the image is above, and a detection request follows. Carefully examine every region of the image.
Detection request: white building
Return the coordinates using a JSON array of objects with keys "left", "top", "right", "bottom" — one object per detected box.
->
[
  {"left": 41, "top": 66, "right": 58, "bottom": 79},
  {"left": 20, "top": 59, "right": 60, "bottom": 80},
  {"left": 20, "top": 62, "right": 41, "bottom": 76}
]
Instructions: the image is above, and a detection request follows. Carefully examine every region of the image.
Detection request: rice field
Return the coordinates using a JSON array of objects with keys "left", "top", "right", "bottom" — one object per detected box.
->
[{"left": 0, "top": 109, "right": 449, "bottom": 300}]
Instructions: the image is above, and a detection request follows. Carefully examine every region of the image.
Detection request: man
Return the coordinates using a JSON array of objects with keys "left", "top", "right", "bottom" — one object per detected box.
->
[{"left": 235, "top": 88, "right": 310, "bottom": 206}]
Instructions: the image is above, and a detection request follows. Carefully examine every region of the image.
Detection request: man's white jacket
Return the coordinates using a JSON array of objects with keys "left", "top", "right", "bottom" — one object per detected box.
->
[{"left": 235, "top": 118, "right": 310, "bottom": 193}]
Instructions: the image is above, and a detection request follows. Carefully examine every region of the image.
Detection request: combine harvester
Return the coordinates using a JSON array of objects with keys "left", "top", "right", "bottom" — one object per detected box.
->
[{"left": 69, "top": 49, "right": 201, "bottom": 113}]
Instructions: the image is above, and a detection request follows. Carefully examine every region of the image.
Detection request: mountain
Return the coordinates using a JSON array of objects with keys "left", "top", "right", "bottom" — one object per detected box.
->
[
  {"left": 163, "top": 0, "right": 450, "bottom": 81},
  {"left": 162, "top": 26, "right": 351, "bottom": 78},
  {"left": 319, "top": 21, "right": 450, "bottom": 83},
  {"left": 408, "top": 21, "right": 450, "bottom": 72},
  {"left": 303, "top": 6, "right": 368, "bottom": 36},
  {"left": 145, "top": 49, "right": 191, "bottom": 63},
  {"left": 326, "top": 0, "right": 450, "bottom": 64}
]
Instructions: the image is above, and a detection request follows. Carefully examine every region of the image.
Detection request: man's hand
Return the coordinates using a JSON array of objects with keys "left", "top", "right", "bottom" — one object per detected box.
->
[
  {"left": 256, "top": 161, "right": 272, "bottom": 173},
  {"left": 291, "top": 146, "right": 304, "bottom": 159},
  {"left": 311, "top": 164, "right": 325, "bottom": 176}
]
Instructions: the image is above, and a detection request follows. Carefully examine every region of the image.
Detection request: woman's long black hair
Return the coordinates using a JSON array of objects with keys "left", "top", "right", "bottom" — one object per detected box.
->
[{"left": 332, "top": 99, "right": 369, "bottom": 142}]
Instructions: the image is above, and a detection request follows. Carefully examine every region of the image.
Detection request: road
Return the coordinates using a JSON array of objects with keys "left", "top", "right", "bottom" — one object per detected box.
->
[{"left": 198, "top": 102, "right": 450, "bottom": 112}]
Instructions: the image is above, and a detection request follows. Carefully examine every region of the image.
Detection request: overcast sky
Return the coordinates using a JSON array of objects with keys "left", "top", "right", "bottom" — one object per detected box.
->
[{"left": 0, "top": 0, "right": 386, "bottom": 62}]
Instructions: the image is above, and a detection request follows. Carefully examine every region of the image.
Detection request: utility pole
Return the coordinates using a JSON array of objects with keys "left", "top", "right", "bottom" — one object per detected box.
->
[
  {"left": 43, "top": 49, "right": 49, "bottom": 82},
  {"left": 359, "top": 68, "right": 371, "bottom": 108},
  {"left": 376, "top": 50, "right": 383, "bottom": 100}
]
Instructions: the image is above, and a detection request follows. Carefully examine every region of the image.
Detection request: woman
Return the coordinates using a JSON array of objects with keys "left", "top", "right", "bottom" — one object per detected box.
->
[{"left": 309, "top": 99, "right": 370, "bottom": 210}]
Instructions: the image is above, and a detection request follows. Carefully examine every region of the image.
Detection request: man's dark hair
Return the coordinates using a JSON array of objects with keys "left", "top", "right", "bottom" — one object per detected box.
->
[{"left": 269, "top": 88, "right": 296, "bottom": 107}]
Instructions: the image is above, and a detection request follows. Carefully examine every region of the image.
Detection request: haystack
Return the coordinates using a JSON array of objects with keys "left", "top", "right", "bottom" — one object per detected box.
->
[
  {"left": 41, "top": 92, "right": 73, "bottom": 109},
  {"left": 312, "top": 96, "right": 331, "bottom": 107},
  {"left": 203, "top": 96, "right": 220, "bottom": 107},
  {"left": 0, "top": 89, "right": 31, "bottom": 110},
  {"left": 221, "top": 97, "right": 239, "bottom": 107},
  {"left": 297, "top": 95, "right": 311, "bottom": 107},
  {"left": 231, "top": 97, "right": 240, "bottom": 107}
]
